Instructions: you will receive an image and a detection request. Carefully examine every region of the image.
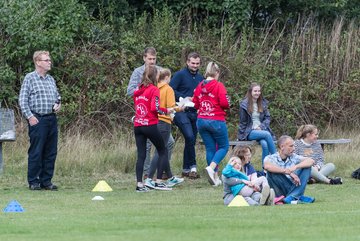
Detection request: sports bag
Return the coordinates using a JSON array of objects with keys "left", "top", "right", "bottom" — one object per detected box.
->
[{"left": 351, "top": 167, "right": 360, "bottom": 179}]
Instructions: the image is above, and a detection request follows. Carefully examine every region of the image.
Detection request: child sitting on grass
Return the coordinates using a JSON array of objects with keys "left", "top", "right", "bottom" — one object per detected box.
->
[{"left": 222, "top": 145, "right": 274, "bottom": 206}]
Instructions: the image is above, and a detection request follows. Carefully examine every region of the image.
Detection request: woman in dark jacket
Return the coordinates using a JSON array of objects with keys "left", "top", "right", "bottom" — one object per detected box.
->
[{"left": 238, "top": 83, "right": 276, "bottom": 167}]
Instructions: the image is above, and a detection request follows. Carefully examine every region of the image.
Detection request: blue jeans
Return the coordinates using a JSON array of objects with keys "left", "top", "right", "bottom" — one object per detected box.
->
[
  {"left": 173, "top": 111, "right": 198, "bottom": 171},
  {"left": 248, "top": 130, "right": 276, "bottom": 166},
  {"left": 197, "top": 119, "right": 229, "bottom": 169},
  {"left": 28, "top": 114, "right": 58, "bottom": 186},
  {"left": 266, "top": 167, "right": 311, "bottom": 199}
]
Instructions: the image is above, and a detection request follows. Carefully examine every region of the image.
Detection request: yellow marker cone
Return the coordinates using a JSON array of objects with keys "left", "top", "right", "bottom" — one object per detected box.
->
[
  {"left": 228, "top": 195, "right": 249, "bottom": 207},
  {"left": 92, "top": 180, "right": 113, "bottom": 192}
]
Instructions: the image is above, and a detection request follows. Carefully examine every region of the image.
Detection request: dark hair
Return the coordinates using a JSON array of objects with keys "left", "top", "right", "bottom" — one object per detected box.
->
[
  {"left": 141, "top": 65, "right": 158, "bottom": 86},
  {"left": 245, "top": 82, "right": 263, "bottom": 113},
  {"left": 295, "top": 124, "right": 318, "bottom": 139},
  {"left": 231, "top": 145, "right": 253, "bottom": 162},
  {"left": 143, "top": 47, "right": 157, "bottom": 57},
  {"left": 187, "top": 52, "right": 201, "bottom": 61}
]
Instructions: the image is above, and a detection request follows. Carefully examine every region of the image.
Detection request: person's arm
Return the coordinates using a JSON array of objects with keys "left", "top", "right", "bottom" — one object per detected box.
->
[
  {"left": 218, "top": 82, "right": 230, "bottom": 109},
  {"left": 19, "top": 76, "right": 33, "bottom": 120},
  {"left": 169, "top": 71, "right": 182, "bottom": 101},
  {"left": 222, "top": 176, "right": 245, "bottom": 186},
  {"left": 288, "top": 156, "right": 314, "bottom": 173},
  {"left": 238, "top": 104, "right": 249, "bottom": 140},
  {"left": 151, "top": 88, "right": 172, "bottom": 115},
  {"left": 313, "top": 142, "right": 325, "bottom": 169},
  {"left": 259, "top": 100, "right": 271, "bottom": 130},
  {"left": 192, "top": 85, "right": 200, "bottom": 109},
  {"left": 126, "top": 68, "right": 142, "bottom": 96},
  {"left": 264, "top": 161, "right": 287, "bottom": 174}
]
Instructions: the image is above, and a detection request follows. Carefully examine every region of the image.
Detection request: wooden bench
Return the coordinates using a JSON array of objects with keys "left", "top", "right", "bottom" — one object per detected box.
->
[
  {"left": 199, "top": 139, "right": 351, "bottom": 151},
  {"left": 227, "top": 139, "right": 351, "bottom": 150}
]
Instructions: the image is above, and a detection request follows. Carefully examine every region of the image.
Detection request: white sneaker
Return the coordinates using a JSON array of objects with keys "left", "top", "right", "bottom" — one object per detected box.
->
[
  {"left": 205, "top": 166, "right": 216, "bottom": 185},
  {"left": 260, "top": 185, "right": 270, "bottom": 205},
  {"left": 213, "top": 178, "right": 222, "bottom": 187},
  {"left": 266, "top": 188, "right": 275, "bottom": 205}
]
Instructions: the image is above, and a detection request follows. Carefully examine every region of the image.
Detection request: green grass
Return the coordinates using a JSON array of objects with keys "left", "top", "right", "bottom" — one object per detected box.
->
[
  {"left": 1, "top": 129, "right": 360, "bottom": 240},
  {"left": 0, "top": 174, "right": 360, "bottom": 241}
]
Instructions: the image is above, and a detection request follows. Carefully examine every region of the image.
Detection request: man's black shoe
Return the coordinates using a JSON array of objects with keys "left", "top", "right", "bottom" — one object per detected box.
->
[
  {"left": 42, "top": 184, "right": 58, "bottom": 191},
  {"left": 29, "top": 183, "right": 41, "bottom": 190}
]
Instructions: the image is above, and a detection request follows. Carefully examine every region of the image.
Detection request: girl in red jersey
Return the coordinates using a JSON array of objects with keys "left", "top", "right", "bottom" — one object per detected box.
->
[
  {"left": 133, "top": 65, "right": 173, "bottom": 192},
  {"left": 193, "top": 62, "right": 230, "bottom": 187}
]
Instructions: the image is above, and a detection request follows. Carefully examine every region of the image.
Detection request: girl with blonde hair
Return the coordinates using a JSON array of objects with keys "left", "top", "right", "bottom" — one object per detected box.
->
[{"left": 294, "top": 124, "right": 342, "bottom": 185}]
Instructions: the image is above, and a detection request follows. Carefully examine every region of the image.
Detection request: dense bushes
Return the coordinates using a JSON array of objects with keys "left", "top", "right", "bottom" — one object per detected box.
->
[{"left": 1, "top": 1, "right": 360, "bottom": 137}]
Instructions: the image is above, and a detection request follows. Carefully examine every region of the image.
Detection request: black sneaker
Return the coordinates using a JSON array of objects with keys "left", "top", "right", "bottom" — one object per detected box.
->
[
  {"left": 330, "top": 177, "right": 343, "bottom": 185},
  {"left": 41, "top": 184, "right": 58, "bottom": 191},
  {"left": 154, "top": 182, "right": 172, "bottom": 191},
  {"left": 29, "top": 183, "right": 41, "bottom": 190},
  {"left": 136, "top": 186, "right": 150, "bottom": 192}
]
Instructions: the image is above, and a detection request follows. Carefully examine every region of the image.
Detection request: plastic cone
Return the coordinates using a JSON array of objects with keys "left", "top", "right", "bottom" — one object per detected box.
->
[
  {"left": 92, "top": 196, "right": 105, "bottom": 201},
  {"left": 92, "top": 180, "right": 113, "bottom": 192},
  {"left": 228, "top": 195, "right": 250, "bottom": 207},
  {"left": 3, "top": 200, "right": 25, "bottom": 212}
]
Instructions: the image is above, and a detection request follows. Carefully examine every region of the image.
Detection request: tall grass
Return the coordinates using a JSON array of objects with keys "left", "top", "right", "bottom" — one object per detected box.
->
[{"left": 2, "top": 124, "right": 359, "bottom": 184}]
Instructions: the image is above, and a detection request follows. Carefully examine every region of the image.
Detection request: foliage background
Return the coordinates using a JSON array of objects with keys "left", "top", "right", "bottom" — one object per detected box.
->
[{"left": 1, "top": 0, "right": 360, "bottom": 138}]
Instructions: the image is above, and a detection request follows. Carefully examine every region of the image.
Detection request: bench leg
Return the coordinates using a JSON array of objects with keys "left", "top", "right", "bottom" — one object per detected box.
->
[{"left": 0, "top": 142, "right": 3, "bottom": 173}]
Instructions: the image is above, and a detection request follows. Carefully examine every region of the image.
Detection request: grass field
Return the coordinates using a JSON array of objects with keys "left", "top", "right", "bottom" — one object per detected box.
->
[
  {"left": 0, "top": 130, "right": 359, "bottom": 241},
  {"left": 1, "top": 173, "right": 360, "bottom": 241}
]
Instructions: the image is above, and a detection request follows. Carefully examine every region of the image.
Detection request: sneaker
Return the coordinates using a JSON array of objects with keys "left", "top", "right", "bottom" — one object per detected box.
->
[
  {"left": 154, "top": 182, "right": 172, "bottom": 191},
  {"left": 329, "top": 177, "right": 343, "bottom": 185},
  {"left": 144, "top": 178, "right": 156, "bottom": 189},
  {"left": 260, "top": 185, "right": 270, "bottom": 205},
  {"left": 266, "top": 188, "right": 275, "bottom": 205},
  {"left": 166, "top": 176, "right": 184, "bottom": 187},
  {"left": 204, "top": 166, "right": 216, "bottom": 185},
  {"left": 307, "top": 178, "right": 316, "bottom": 184},
  {"left": 298, "top": 195, "right": 315, "bottom": 204},
  {"left": 213, "top": 178, "right": 222, "bottom": 187},
  {"left": 181, "top": 171, "right": 189, "bottom": 177},
  {"left": 136, "top": 186, "right": 150, "bottom": 192},
  {"left": 29, "top": 183, "right": 41, "bottom": 191},
  {"left": 189, "top": 171, "right": 200, "bottom": 179},
  {"left": 283, "top": 196, "right": 297, "bottom": 204}
]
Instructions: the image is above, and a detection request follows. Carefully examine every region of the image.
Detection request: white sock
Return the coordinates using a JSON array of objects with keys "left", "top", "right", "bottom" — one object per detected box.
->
[{"left": 190, "top": 167, "right": 197, "bottom": 172}]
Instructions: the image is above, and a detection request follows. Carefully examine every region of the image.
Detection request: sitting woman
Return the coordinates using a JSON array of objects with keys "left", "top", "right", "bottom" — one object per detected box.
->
[
  {"left": 237, "top": 83, "right": 276, "bottom": 167},
  {"left": 222, "top": 145, "right": 274, "bottom": 206},
  {"left": 294, "top": 124, "right": 342, "bottom": 185}
]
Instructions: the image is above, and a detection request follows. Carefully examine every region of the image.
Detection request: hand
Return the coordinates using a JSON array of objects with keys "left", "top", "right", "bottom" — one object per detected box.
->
[
  {"left": 288, "top": 165, "right": 297, "bottom": 173},
  {"left": 53, "top": 103, "right": 61, "bottom": 112},
  {"left": 28, "top": 116, "right": 39, "bottom": 126},
  {"left": 290, "top": 173, "right": 301, "bottom": 186},
  {"left": 253, "top": 184, "right": 260, "bottom": 192},
  {"left": 167, "top": 107, "right": 175, "bottom": 114}
]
